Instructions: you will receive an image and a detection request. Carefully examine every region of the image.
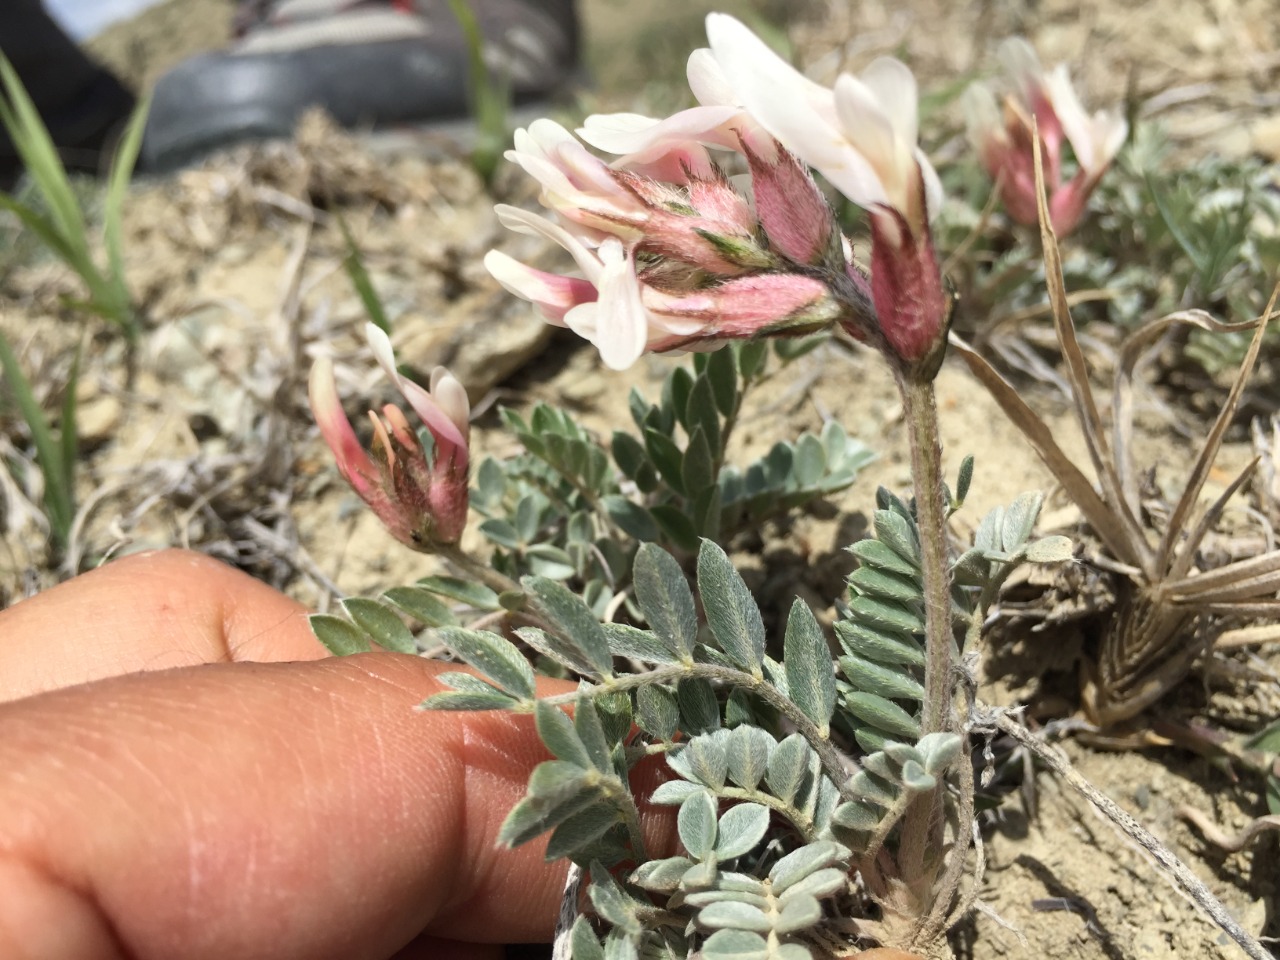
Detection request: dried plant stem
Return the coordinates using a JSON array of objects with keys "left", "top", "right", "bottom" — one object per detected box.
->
[{"left": 993, "top": 712, "right": 1270, "bottom": 960}]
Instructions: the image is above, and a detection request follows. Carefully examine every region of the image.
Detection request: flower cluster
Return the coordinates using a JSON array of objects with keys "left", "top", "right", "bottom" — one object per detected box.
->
[
  {"left": 309, "top": 324, "right": 471, "bottom": 549},
  {"left": 486, "top": 13, "right": 953, "bottom": 378},
  {"left": 963, "top": 37, "right": 1128, "bottom": 235}
]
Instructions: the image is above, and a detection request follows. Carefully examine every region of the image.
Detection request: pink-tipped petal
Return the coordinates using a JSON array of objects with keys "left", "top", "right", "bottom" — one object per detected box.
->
[
  {"left": 308, "top": 357, "right": 376, "bottom": 496},
  {"left": 483, "top": 249, "right": 596, "bottom": 323},
  {"left": 398, "top": 377, "right": 469, "bottom": 471}
]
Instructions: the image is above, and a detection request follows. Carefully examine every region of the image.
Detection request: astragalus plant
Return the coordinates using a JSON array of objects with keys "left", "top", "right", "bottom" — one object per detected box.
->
[{"left": 303, "top": 14, "right": 1270, "bottom": 960}]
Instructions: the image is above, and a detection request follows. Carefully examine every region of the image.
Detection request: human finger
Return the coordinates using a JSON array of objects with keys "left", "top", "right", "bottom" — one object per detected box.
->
[
  {"left": 0, "top": 653, "right": 675, "bottom": 960},
  {"left": 0, "top": 549, "right": 325, "bottom": 702}
]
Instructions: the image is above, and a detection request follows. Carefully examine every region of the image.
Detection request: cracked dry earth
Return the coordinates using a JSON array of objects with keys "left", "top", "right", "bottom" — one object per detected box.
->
[{"left": 3, "top": 0, "right": 1279, "bottom": 956}]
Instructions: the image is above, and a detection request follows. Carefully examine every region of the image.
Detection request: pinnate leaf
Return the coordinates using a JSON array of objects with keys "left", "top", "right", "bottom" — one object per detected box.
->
[
  {"left": 783, "top": 599, "right": 835, "bottom": 733},
  {"left": 308, "top": 613, "right": 371, "bottom": 656},
  {"left": 536, "top": 701, "right": 593, "bottom": 768},
  {"left": 636, "top": 684, "right": 680, "bottom": 740},
  {"left": 523, "top": 576, "right": 614, "bottom": 678},
  {"left": 437, "top": 627, "right": 535, "bottom": 700},
  {"left": 697, "top": 540, "right": 765, "bottom": 675},
  {"left": 633, "top": 542, "right": 698, "bottom": 660},
  {"left": 698, "top": 901, "right": 771, "bottom": 932},
  {"left": 714, "top": 802, "right": 770, "bottom": 859},
  {"left": 342, "top": 598, "right": 416, "bottom": 653},
  {"left": 702, "top": 930, "right": 769, "bottom": 960},
  {"left": 765, "top": 734, "right": 810, "bottom": 805},
  {"left": 417, "top": 575, "right": 501, "bottom": 610},
  {"left": 678, "top": 790, "right": 718, "bottom": 859}
]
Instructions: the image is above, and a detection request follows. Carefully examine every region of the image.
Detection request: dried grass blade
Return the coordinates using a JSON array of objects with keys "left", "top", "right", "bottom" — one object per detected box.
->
[
  {"left": 1167, "top": 552, "right": 1280, "bottom": 599},
  {"left": 1171, "top": 567, "right": 1280, "bottom": 605},
  {"left": 1215, "top": 623, "right": 1280, "bottom": 648},
  {"left": 1178, "top": 806, "right": 1280, "bottom": 853},
  {"left": 1167, "top": 548, "right": 1280, "bottom": 596},
  {"left": 1199, "top": 601, "right": 1280, "bottom": 616},
  {"left": 950, "top": 335, "right": 1140, "bottom": 566},
  {"left": 1167, "top": 456, "right": 1259, "bottom": 582},
  {"left": 1113, "top": 310, "right": 1235, "bottom": 520},
  {"left": 1155, "top": 283, "right": 1279, "bottom": 572},
  {"left": 1031, "top": 129, "right": 1151, "bottom": 571}
]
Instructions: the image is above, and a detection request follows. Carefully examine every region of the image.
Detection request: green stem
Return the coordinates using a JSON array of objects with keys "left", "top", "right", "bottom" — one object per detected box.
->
[
  {"left": 435, "top": 543, "right": 522, "bottom": 596},
  {"left": 899, "top": 375, "right": 954, "bottom": 737},
  {"left": 896, "top": 374, "right": 957, "bottom": 897}
]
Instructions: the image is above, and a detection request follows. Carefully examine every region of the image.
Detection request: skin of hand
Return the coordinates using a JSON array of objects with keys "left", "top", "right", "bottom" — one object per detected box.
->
[{"left": 0, "top": 550, "right": 674, "bottom": 960}]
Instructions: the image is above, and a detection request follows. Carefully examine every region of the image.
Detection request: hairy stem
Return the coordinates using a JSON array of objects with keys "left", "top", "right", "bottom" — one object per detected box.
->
[
  {"left": 435, "top": 543, "right": 522, "bottom": 596},
  {"left": 899, "top": 374, "right": 954, "bottom": 735},
  {"left": 540, "top": 662, "right": 859, "bottom": 802},
  {"left": 897, "top": 373, "right": 960, "bottom": 906}
]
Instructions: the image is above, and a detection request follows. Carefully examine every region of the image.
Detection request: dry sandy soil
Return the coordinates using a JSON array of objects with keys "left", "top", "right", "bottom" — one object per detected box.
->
[{"left": 2, "top": 0, "right": 1280, "bottom": 957}]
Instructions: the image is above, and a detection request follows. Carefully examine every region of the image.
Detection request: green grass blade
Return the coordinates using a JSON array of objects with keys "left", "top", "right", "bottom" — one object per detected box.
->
[
  {"left": 101, "top": 94, "right": 149, "bottom": 337},
  {"left": 444, "top": 0, "right": 510, "bottom": 182},
  {"left": 59, "top": 341, "right": 82, "bottom": 506},
  {"left": 336, "top": 213, "right": 392, "bottom": 334},
  {"left": 0, "top": 330, "right": 74, "bottom": 546},
  {"left": 0, "top": 54, "right": 87, "bottom": 252},
  {"left": 0, "top": 192, "right": 80, "bottom": 264}
]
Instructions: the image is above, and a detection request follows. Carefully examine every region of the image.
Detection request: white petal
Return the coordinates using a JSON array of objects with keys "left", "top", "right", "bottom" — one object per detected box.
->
[
  {"left": 526, "top": 117, "right": 577, "bottom": 151},
  {"left": 687, "top": 47, "right": 735, "bottom": 106},
  {"left": 591, "top": 241, "right": 649, "bottom": 370},
  {"left": 493, "top": 205, "right": 604, "bottom": 282},
  {"left": 1097, "top": 112, "right": 1129, "bottom": 168},
  {"left": 705, "top": 14, "right": 845, "bottom": 170},
  {"left": 859, "top": 57, "right": 920, "bottom": 148},
  {"left": 580, "top": 105, "right": 741, "bottom": 158},
  {"left": 833, "top": 75, "right": 898, "bottom": 173},
  {"left": 577, "top": 112, "right": 664, "bottom": 153},
  {"left": 365, "top": 321, "right": 399, "bottom": 382},
  {"left": 430, "top": 369, "right": 471, "bottom": 434},
  {"left": 1043, "top": 66, "right": 1096, "bottom": 169},
  {"left": 506, "top": 148, "right": 578, "bottom": 198},
  {"left": 998, "top": 36, "right": 1044, "bottom": 92},
  {"left": 916, "top": 148, "right": 946, "bottom": 222},
  {"left": 484, "top": 249, "right": 554, "bottom": 300},
  {"left": 961, "top": 82, "right": 1002, "bottom": 149}
]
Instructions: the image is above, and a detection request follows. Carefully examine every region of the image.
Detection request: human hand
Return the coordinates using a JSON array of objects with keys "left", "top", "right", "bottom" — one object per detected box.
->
[{"left": 0, "top": 550, "right": 669, "bottom": 960}]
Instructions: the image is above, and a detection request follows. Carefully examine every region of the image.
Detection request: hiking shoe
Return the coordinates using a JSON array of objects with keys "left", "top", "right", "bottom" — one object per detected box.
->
[
  {"left": 140, "top": 0, "right": 579, "bottom": 172},
  {"left": 0, "top": 0, "right": 136, "bottom": 189}
]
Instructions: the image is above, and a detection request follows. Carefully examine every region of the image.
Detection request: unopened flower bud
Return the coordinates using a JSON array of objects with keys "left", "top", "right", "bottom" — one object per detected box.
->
[{"left": 309, "top": 325, "right": 471, "bottom": 550}]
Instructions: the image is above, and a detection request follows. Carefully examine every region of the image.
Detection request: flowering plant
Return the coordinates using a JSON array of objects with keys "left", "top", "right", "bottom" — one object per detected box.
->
[{"left": 303, "top": 13, "right": 1270, "bottom": 960}]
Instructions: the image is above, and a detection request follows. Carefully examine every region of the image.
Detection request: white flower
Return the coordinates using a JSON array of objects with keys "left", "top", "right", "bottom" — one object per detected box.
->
[
  {"left": 997, "top": 37, "right": 1127, "bottom": 178},
  {"left": 703, "top": 13, "right": 942, "bottom": 246}
]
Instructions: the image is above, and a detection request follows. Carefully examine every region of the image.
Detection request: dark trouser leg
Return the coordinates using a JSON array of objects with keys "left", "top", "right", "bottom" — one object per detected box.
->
[{"left": 0, "top": 0, "right": 134, "bottom": 175}]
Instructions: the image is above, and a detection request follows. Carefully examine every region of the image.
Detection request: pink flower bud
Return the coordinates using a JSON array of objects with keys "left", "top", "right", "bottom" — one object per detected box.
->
[
  {"left": 645, "top": 273, "right": 840, "bottom": 351},
  {"left": 744, "top": 140, "right": 836, "bottom": 265},
  {"left": 965, "top": 38, "right": 1127, "bottom": 235},
  {"left": 309, "top": 325, "right": 471, "bottom": 549},
  {"left": 869, "top": 205, "right": 951, "bottom": 372}
]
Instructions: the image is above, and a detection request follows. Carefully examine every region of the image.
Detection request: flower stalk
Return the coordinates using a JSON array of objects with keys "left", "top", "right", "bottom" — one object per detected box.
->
[{"left": 900, "top": 376, "right": 954, "bottom": 738}]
